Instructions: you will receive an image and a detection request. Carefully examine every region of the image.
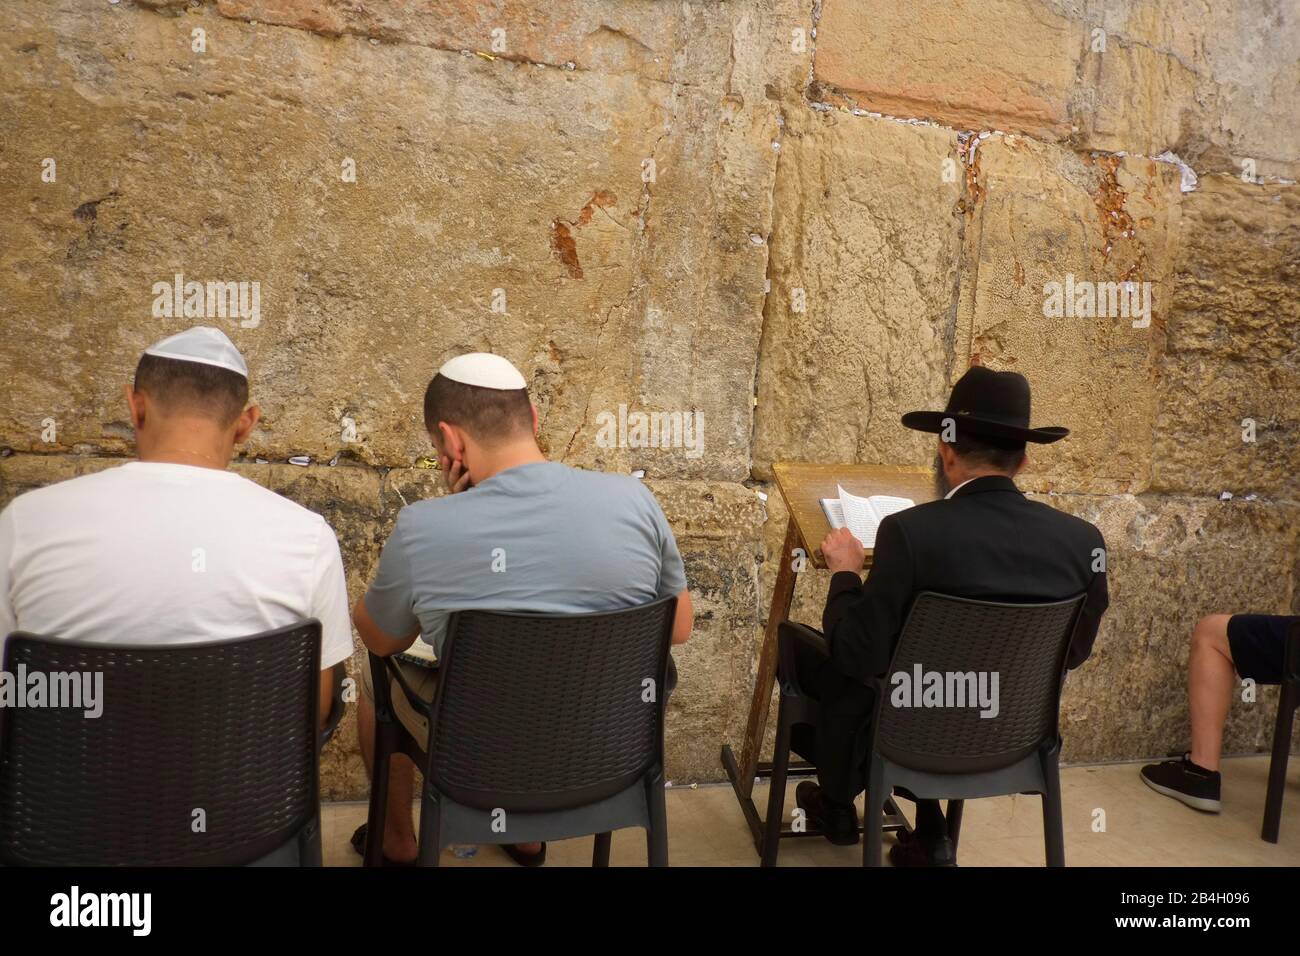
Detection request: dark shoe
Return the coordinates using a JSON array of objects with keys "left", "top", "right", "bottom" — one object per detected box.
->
[
  {"left": 351, "top": 823, "right": 416, "bottom": 867},
  {"left": 502, "top": 842, "right": 547, "bottom": 867},
  {"left": 1140, "top": 753, "right": 1221, "bottom": 813},
  {"left": 795, "top": 781, "right": 860, "bottom": 846},
  {"left": 889, "top": 828, "right": 956, "bottom": 867}
]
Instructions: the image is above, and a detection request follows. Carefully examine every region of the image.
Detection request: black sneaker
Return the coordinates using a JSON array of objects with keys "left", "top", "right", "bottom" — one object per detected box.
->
[
  {"left": 1140, "top": 753, "right": 1221, "bottom": 813},
  {"left": 889, "top": 828, "right": 957, "bottom": 867},
  {"left": 795, "top": 781, "right": 860, "bottom": 845}
]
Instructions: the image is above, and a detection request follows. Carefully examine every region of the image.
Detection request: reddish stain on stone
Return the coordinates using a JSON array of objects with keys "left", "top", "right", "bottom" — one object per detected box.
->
[
  {"left": 576, "top": 189, "right": 618, "bottom": 225},
  {"left": 549, "top": 191, "right": 618, "bottom": 279},
  {"left": 550, "top": 220, "right": 583, "bottom": 279}
]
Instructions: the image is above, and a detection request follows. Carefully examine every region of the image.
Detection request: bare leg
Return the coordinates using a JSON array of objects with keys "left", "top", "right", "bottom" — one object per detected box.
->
[
  {"left": 357, "top": 694, "right": 419, "bottom": 862},
  {"left": 1188, "top": 615, "right": 1235, "bottom": 772}
]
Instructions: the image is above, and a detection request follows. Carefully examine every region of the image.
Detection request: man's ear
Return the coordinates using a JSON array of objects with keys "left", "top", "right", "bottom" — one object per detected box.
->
[
  {"left": 1013, "top": 449, "right": 1029, "bottom": 477},
  {"left": 233, "top": 405, "right": 261, "bottom": 445},
  {"left": 124, "top": 384, "right": 145, "bottom": 430},
  {"left": 530, "top": 403, "right": 540, "bottom": 437},
  {"left": 437, "top": 421, "right": 466, "bottom": 462}
]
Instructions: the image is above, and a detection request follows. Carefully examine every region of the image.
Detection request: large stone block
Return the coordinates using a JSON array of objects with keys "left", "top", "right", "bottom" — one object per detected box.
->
[
  {"left": 1079, "top": 1, "right": 1198, "bottom": 160},
  {"left": 1087, "top": 0, "right": 1300, "bottom": 179},
  {"left": 213, "top": 0, "right": 812, "bottom": 96},
  {"left": 813, "top": 0, "right": 1080, "bottom": 139},
  {"left": 644, "top": 479, "right": 767, "bottom": 780},
  {"left": 954, "top": 134, "right": 1181, "bottom": 494},
  {"left": 812, "top": 0, "right": 1300, "bottom": 179},
  {"left": 752, "top": 109, "right": 963, "bottom": 479},
  {"left": 0, "top": 0, "right": 784, "bottom": 481},
  {"left": 1152, "top": 175, "right": 1300, "bottom": 499}
]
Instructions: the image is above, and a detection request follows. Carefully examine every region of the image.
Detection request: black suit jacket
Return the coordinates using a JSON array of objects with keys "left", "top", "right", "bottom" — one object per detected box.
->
[{"left": 822, "top": 475, "right": 1108, "bottom": 684}]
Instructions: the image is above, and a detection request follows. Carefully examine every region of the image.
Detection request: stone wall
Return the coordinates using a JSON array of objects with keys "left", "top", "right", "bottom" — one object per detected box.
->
[{"left": 0, "top": 0, "right": 1296, "bottom": 797}]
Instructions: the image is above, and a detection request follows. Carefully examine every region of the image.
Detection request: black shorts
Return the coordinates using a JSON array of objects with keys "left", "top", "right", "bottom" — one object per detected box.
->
[{"left": 1226, "top": 614, "right": 1298, "bottom": 685}]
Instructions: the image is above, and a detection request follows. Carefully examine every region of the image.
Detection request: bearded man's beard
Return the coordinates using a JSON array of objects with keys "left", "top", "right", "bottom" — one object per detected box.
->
[{"left": 932, "top": 452, "right": 951, "bottom": 499}]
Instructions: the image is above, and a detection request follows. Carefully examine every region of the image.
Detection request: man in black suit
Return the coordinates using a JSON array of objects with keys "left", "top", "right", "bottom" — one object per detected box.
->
[{"left": 791, "top": 366, "right": 1109, "bottom": 866}]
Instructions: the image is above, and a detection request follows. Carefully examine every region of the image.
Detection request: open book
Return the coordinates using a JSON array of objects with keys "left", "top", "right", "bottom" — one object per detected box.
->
[
  {"left": 820, "top": 485, "right": 914, "bottom": 549},
  {"left": 396, "top": 636, "right": 438, "bottom": 668}
]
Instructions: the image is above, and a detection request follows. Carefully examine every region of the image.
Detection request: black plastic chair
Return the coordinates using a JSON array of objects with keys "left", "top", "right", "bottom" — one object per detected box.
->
[
  {"left": 365, "top": 596, "right": 676, "bottom": 867},
  {"left": 863, "top": 591, "right": 1086, "bottom": 866},
  {"left": 767, "top": 591, "right": 1085, "bottom": 866},
  {"left": 1261, "top": 620, "right": 1300, "bottom": 843},
  {"left": 0, "top": 621, "right": 325, "bottom": 866}
]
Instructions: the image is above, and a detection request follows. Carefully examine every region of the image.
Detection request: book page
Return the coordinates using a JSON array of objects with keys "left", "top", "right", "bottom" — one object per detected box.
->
[
  {"left": 837, "top": 484, "right": 882, "bottom": 548},
  {"left": 820, "top": 497, "right": 846, "bottom": 529},
  {"left": 868, "top": 495, "right": 914, "bottom": 520}
]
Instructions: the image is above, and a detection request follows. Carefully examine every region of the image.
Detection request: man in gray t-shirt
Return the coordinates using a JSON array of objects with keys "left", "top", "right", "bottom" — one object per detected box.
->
[
  {"left": 352, "top": 353, "right": 693, "bottom": 867},
  {"left": 364, "top": 459, "right": 686, "bottom": 657}
]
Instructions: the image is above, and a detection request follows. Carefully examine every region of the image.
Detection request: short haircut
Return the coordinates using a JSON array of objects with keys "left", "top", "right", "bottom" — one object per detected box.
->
[
  {"left": 132, "top": 354, "right": 248, "bottom": 426},
  {"left": 422, "top": 373, "right": 532, "bottom": 442},
  {"left": 951, "top": 432, "right": 1026, "bottom": 473}
]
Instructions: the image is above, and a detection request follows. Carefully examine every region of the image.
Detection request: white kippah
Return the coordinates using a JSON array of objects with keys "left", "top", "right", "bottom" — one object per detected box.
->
[
  {"left": 144, "top": 326, "right": 249, "bottom": 379},
  {"left": 438, "top": 352, "right": 527, "bottom": 390}
]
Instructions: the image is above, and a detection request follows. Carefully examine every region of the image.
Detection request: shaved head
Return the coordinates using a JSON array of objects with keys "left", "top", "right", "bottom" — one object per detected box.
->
[
  {"left": 422, "top": 373, "right": 532, "bottom": 444},
  {"left": 133, "top": 354, "right": 248, "bottom": 425}
]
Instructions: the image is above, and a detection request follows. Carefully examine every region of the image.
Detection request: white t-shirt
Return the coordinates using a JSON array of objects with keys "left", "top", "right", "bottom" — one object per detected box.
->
[{"left": 0, "top": 461, "right": 353, "bottom": 669}]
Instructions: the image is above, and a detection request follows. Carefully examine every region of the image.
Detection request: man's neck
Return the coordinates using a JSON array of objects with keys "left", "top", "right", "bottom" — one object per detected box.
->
[
  {"left": 945, "top": 468, "right": 1015, "bottom": 496},
  {"left": 950, "top": 467, "right": 1013, "bottom": 486},
  {"left": 138, "top": 426, "right": 233, "bottom": 471},
  {"left": 470, "top": 441, "right": 548, "bottom": 484}
]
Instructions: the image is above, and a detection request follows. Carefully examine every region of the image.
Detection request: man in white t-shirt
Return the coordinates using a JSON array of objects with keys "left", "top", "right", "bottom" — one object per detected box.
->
[{"left": 0, "top": 327, "right": 353, "bottom": 728}]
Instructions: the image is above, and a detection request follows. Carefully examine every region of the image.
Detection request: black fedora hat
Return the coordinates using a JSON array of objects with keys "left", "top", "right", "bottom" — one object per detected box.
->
[{"left": 901, "top": 366, "right": 1068, "bottom": 445}]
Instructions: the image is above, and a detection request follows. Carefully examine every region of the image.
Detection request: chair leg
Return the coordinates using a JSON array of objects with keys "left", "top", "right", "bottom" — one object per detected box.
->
[
  {"left": 592, "top": 831, "right": 612, "bottom": 867},
  {"left": 297, "top": 813, "right": 323, "bottom": 867},
  {"left": 1041, "top": 753, "right": 1065, "bottom": 867},
  {"left": 416, "top": 784, "right": 442, "bottom": 867},
  {"left": 1262, "top": 680, "right": 1299, "bottom": 843},
  {"left": 761, "top": 698, "right": 795, "bottom": 867},
  {"left": 862, "top": 759, "right": 886, "bottom": 867},
  {"left": 645, "top": 772, "right": 669, "bottom": 867},
  {"left": 946, "top": 799, "right": 964, "bottom": 852},
  {"left": 363, "top": 720, "right": 398, "bottom": 868}
]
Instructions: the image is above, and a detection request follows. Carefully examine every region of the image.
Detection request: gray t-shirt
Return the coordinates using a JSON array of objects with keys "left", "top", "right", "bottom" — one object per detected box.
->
[{"left": 365, "top": 461, "right": 687, "bottom": 653}]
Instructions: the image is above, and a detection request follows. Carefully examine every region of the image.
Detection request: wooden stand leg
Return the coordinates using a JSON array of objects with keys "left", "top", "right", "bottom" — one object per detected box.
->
[
  {"left": 721, "top": 518, "right": 802, "bottom": 853},
  {"left": 737, "top": 518, "right": 800, "bottom": 796}
]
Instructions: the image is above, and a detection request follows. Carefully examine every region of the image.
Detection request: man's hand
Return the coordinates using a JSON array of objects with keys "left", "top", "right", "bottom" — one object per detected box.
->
[
  {"left": 438, "top": 454, "right": 471, "bottom": 494},
  {"left": 821, "top": 527, "right": 865, "bottom": 574}
]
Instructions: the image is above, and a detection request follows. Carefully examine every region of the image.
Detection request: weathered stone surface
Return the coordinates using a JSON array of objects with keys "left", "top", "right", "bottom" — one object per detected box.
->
[
  {"left": 813, "top": 0, "right": 1081, "bottom": 139},
  {"left": 1088, "top": 0, "right": 1300, "bottom": 180},
  {"left": 813, "top": 0, "right": 1300, "bottom": 179},
  {"left": 954, "top": 134, "right": 1181, "bottom": 494},
  {"left": 752, "top": 109, "right": 964, "bottom": 479},
  {"left": 0, "top": 0, "right": 787, "bottom": 481},
  {"left": 1, "top": 1, "right": 1297, "bottom": 805},
  {"left": 213, "top": 0, "right": 813, "bottom": 95},
  {"left": 644, "top": 479, "right": 767, "bottom": 780},
  {"left": 1152, "top": 175, "right": 1300, "bottom": 500}
]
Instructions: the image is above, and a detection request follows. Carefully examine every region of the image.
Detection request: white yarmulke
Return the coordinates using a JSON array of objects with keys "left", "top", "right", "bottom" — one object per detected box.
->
[
  {"left": 144, "top": 326, "right": 249, "bottom": 379},
  {"left": 438, "top": 352, "right": 527, "bottom": 390}
]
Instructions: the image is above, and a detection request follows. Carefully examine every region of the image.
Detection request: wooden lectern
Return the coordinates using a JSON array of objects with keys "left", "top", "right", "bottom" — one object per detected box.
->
[{"left": 720, "top": 462, "right": 935, "bottom": 856}]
